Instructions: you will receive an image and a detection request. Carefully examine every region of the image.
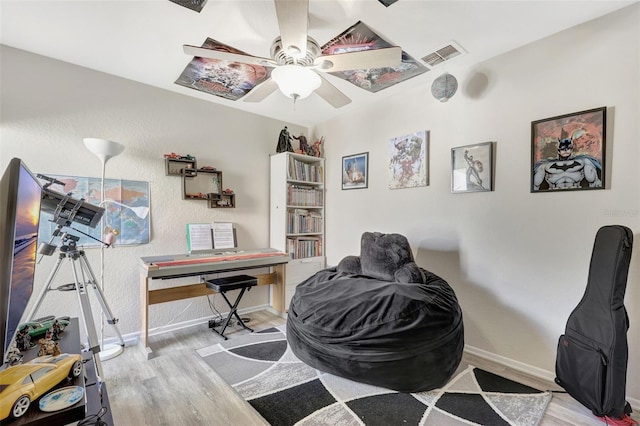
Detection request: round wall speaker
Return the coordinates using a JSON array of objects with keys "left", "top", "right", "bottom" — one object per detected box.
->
[{"left": 431, "top": 73, "right": 458, "bottom": 102}]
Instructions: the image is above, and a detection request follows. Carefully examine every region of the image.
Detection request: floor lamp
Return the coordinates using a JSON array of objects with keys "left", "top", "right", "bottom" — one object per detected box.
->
[{"left": 83, "top": 137, "right": 125, "bottom": 361}]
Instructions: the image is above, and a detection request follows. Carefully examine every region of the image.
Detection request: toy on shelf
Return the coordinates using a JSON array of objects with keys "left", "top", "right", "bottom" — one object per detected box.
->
[
  {"left": 49, "top": 320, "right": 63, "bottom": 341},
  {"left": 6, "top": 345, "right": 23, "bottom": 366},
  {"left": 293, "top": 134, "right": 313, "bottom": 156},
  {"left": 163, "top": 153, "right": 195, "bottom": 160},
  {"left": 14, "top": 328, "right": 36, "bottom": 352},
  {"left": 276, "top": 126, "right": 294, "bottom": 153},
  {"left": 185, "top": 192, "right": 209, "bottom": 199},
  {"left": 312, "top": 136, "right": 324, "bottom": 158},
  {"left": 0, "top": 353, "right": 84, "bottom": 421},
  {"left": 37, "top": 338, "right": 61, "bottom": 357},
  {"left": 18, "top": 316, "right": 69, "bottom": 341}
]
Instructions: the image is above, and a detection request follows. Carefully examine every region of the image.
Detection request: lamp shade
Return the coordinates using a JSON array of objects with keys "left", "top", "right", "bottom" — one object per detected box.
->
[
  {"left": 83, "top": 138, "right": 125, "bottom": 164},
  {"left": 431, "top": 73, "right": 458, "bottom": 102},
  {"left": 271, "top": 65, "right": 322, "bottom": 100}
]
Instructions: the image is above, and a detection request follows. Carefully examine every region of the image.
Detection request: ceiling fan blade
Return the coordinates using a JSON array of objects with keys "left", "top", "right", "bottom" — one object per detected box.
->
[
  {"left": 183, "top": 44, "right": 276, "bottom": 67},
  {"left": 315, "top": 74, "right": 351, "bottom": 108},
  {"left": 243, "top": 78, "right": 279, "bottom": 103},
  {"left": 274, "top": 0, "right": 309, "bottom": 57},
  {"left": 314, "top": 46, "right": 403, "bottom": 72}
]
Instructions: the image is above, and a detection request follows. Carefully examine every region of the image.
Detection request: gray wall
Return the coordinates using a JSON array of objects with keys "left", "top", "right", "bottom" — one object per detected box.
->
[{"left": 317, "top": 4, "right": 639, "bottom": 402}]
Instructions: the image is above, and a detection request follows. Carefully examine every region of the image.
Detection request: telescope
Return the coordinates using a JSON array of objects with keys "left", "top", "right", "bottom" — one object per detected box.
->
[{"left": 37, "top": 174, "right": 104, "bottom": 229}]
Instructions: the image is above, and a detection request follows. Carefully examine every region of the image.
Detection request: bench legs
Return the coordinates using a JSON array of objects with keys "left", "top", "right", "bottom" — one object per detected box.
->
[{"left": 212, "top": 287, "right": 254, "bottom": 340}]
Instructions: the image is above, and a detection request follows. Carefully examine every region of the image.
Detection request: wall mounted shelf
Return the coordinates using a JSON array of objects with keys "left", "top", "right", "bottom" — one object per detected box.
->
[
  {"left": 164, "top": 154, "right": 235, "bottom": 208},
  {"left": 165, "top": 156, "right": 197, "bottom": 176}
]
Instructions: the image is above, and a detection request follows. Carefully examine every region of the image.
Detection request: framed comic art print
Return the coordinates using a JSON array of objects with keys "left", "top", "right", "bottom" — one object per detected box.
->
[
  {"left": 388, "top": 130, "right": 429, "bottom": 189},
  {"left": 451, "top": 142, "right": 494, "bottom": 193},
  {"left": 531, "top": 107, "right": 606, "bottom": 193}
]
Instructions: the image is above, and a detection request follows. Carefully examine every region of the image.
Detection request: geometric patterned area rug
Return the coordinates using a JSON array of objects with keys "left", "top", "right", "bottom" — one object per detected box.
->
[{"left": 197, "top": 325, "right": 552, "bottom": 426}]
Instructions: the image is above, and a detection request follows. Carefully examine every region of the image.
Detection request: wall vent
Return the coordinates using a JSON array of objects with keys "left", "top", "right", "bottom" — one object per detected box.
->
[{"left": 421, "top": 41, "right": 465, "bottom": 67}]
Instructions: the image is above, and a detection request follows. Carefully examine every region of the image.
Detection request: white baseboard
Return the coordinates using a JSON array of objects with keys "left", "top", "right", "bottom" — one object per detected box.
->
[
  {"left": 464, "top": 345, "right": 640, "bottom": 411},
  {"left": 464, "top": 345, "right": 557, "bottom": 383},
  {"left": 102, "top": 304, "right": 272, "bottom": 348}
]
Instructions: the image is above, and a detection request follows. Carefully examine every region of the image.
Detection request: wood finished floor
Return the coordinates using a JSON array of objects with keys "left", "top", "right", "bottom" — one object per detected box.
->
[{"left": 101, "top": 310, "right": 637, "bottom": 426}]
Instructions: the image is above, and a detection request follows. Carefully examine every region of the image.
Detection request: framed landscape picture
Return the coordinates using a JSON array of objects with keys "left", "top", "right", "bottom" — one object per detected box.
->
[
  {"left": 342, "top": 152, "right": 368, "bottom": 190},
  {"left": 451, "top": 142, "right": 494, "bottom": 193},
  {"left": 531, "top": 107, "right": 606, "bottom": 193}
]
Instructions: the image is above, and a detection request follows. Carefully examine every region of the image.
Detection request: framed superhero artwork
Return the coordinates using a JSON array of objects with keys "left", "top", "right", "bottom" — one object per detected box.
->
[
  {"left": 451, "top": 142, "right": 494, "bottom": 193},
  {"left": 388, "top": 130, "right": 429, "bottom": 190},
  {"left": 531, "top": 107, "right": 606, "bottom": 193}
]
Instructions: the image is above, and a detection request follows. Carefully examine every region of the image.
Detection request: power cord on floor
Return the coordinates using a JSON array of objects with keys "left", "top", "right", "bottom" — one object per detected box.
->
[
  {"left": 206, "top": 294, "right": 224, "bottom": 323},
  {"left": 77, "top": 406, "right": 109, "bottom": 426}
]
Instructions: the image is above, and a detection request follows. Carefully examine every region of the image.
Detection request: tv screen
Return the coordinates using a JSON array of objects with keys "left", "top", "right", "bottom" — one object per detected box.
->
[{"left": 0, "top": 158, "right": 42, "bottom": 366}]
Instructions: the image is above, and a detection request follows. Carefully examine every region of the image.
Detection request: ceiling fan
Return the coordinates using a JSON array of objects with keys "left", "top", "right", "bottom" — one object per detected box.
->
[{"left": 183, "top": 0, "right": 402, "bottom": 108}]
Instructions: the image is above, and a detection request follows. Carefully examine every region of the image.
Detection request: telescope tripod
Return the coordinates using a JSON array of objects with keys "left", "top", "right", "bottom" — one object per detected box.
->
[{"left": 28, "top": 236, "right": 124, "bottom": 375}]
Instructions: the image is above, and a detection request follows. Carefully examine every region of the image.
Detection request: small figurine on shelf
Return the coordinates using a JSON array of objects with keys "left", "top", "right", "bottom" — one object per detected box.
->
[
  {"left": 222, "top": 188, "right": 234, "bottom": 194},
  {"left": 37, "top": 337, "right": 61, "bottom": 357},
  {"left": 164, "top": 152, "right": 181, "bottom": 159},
  {"left": 276, "top": 126, "right": 294, "bottom": 153},
  {"left": 293, "top": 134, "right": 313, "bottom": 156},
  {"left": 49, "top": 319, "right": 63, "bottom": 341},
  {"left": 15, "top": 328, "right": 35, "bottom": 352},
  {"left": 312, "top": 136, "right": 325, "bottom": 158},
  {"left": 6, "top": 343, "right": 23, "bottom": 366}
]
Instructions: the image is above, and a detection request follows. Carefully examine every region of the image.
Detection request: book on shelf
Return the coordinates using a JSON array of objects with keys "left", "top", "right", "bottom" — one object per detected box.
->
[
  {"left": 286, "top": 236, "right": 323, "bottom": 259},
  {"left": 287, "top": 185, "right": 323, "bottom": 206},
  {"left": 287, "top": 209, "right": 323, "bottom": 234},
  {"left": 287, "top": 156, "right": 323, "bottom": 183}
]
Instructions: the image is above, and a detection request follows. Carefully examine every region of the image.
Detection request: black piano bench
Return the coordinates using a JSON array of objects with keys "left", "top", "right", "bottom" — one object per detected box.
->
[{"left": 205, "top": 275, "right": 258, "bottom": 340}]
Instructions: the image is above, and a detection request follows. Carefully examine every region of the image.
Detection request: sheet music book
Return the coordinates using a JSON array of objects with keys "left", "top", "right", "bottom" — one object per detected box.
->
[
  {"left": 212, "top": 222, "right": 236, "bottom": 249},
  {"left": 186, "top": 222, "right": 237, "bottom": 253},
  {"left": 186, "top": 223, "right": 213, "bottom": 253}
]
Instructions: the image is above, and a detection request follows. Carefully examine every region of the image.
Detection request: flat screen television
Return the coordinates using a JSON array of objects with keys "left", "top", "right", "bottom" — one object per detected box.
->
[{"left": 0, "top": 158, "right": 43, "bottom": 367}]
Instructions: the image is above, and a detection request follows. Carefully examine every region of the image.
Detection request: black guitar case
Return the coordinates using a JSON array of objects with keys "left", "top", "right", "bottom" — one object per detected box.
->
[{"left": 555, "top": 225, "right": 634, "bottom": 419}]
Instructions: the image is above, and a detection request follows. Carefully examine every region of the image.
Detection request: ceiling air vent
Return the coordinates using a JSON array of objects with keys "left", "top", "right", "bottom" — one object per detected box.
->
[{"left": 421, "top": 41, "right": 465, "bottom": 68}]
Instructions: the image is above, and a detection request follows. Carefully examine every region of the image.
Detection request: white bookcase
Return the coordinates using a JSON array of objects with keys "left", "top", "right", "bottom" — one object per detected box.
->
[{"left": 270, "top": 152, "right": 325, "bottom": 310}]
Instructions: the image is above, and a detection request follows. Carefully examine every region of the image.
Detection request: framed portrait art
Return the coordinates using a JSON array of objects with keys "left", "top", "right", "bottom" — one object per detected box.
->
[
  {"left": 342, "top": 152, "right": 368, "bottom": 190},
  {"left": 451, "top": 142, "right": 494, "bottom": 193},
  {"left": 531, "top": 107, "right": 606, "bottom": 193}
]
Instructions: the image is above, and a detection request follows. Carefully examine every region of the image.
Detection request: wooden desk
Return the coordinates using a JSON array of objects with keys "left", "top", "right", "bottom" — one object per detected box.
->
[{"left": 138, "top": 248, "right": 289, "bottom": 359}]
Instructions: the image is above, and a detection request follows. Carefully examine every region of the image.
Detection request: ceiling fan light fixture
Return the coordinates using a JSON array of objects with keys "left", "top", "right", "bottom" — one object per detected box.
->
[{"left": 272, "top": 65, "right": 321, "bottom": 100}]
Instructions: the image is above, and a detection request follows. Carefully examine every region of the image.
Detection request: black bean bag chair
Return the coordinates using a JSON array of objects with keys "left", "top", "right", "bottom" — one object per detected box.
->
[{"left": 287, "top": 232, "right": 464, "bottom": 393}]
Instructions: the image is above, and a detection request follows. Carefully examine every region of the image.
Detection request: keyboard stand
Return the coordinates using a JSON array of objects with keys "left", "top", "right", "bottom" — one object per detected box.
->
[{"left": 205, "top": 275, "right": 258, "bottom": 339}]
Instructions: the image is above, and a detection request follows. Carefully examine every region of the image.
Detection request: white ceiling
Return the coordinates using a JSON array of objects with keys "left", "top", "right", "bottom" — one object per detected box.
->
[{"left": 1, "top": 1, "right": 634, "bottom": 128}]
